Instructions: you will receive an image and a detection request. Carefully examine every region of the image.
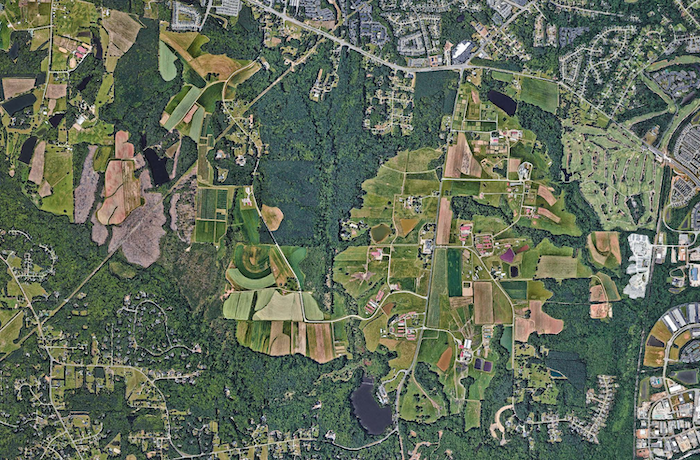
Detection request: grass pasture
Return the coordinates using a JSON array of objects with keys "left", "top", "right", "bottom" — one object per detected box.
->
[
  {"left": 40, "top": 146, "right": 74, "bottom": 221},
  {"left": 159, "top": 41, "right": 178, "bottom": 82},
  {"left": 0, "top": 311, "right": 23, "bottom": 354},
  {"left": 464, "top": 400, "right": 481, "bottom": 431},
  {"left": 520, "top": 77, "right": 559, "bottom": 113},
  {"left": 535, "top": 256, "right": 579, "bottom": 280},
  {"left": 163, "top": 85, "right": 203, "bottom": 131},
  {"left": 226, "top": 268, "right": 275, "bottom": 290},
  {"left": 223, "top": 291, "right": 254, "bottom": 320}
]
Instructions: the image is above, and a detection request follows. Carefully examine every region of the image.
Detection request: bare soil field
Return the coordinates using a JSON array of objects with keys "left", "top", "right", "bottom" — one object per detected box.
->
[
  {"left": 474, "top": 281, "right": 493, "bottom": 324},
  {"left": 382, "top": 302, "right": 395, "bottom": 316},
  {"left": 590, "top": 302, "right": 612, "bottom": 319},
  {"left": 91, "top": 209, "right": 108, "bottom": 245},
  {"left": 589, "top": 285, "right": 606, "bottom": 302},
  {"left": 2, "top": 78, "right": 35, "bottom": 99},
  {"left": 114, "top": 130, "right": 134, "bottom": 159},
  {"left": 396, "top": 218, "right": 419, "bottom": 237},
  {"left": 307, "top": 323, "right": 334, "bottom": 363},
  {"left": 97, "top": 159, "right": 141, "bottom": 225},
  {"left": 103, "top": 10, "right": 141, "bottom": 57},
  {"left": 537, "top": 185, "right": 556, "bottom": 206},
  {"left": 436, "top": 346, "right": 453, "bottom": 372},
  {"left": 445, "top": 132, "right": 480, "bottom": 178},
  {"left": 507, "top": 158, "right": 521, "bottom": 176},
  {"left": 536, "top": 207, "right": 561, "bottom": 223},
  {"left": 436, "top": 197, "right": 452, "bottom": 245},
  {"left": 269, "top": 321, "right": 291, "bottom": 356},
  {"left": 292, "top": 321, "right": 307, "bottom": 356},
  {"left": 46, "top": 84, "right": 67, "bottom": 99},
  {"left": 515, "top": 300, "right": 563, "bottom": 342},
  {"left": 74, "top": 146, "right": 99, "bottom": 224},
  {"left": 108, "top": 171, "right": 166, "bottom": 268},
  {"left": 262, "top": 204, "right": 284, "bottom": 231},
  {"left": 28, "top": 141, "right": 46, "bottom": 185},
  {"left": 587, "top": 232, "right": 622, "bottom": 266}
]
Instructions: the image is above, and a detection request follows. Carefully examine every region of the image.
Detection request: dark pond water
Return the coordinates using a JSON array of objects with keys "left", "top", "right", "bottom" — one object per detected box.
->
[
  {"left": 18, "top": 136, "right": 37, "bottom": 164},
  {"left": 487, "top": 90, "right": 517, "bottom": 116},
  {"left": 8, "top": 41, "right": 19, "bottom": 60},
  {"left": 510, "top": 266, "right": 519, "bottom": 277},
  {"left": 144, "top": 148, "right": 171, "bottom": 186},
  {"left": 92, "top": 30, "right": 103, "bottom": 61},
  {"left": 351, "top": 378, "right": 392, "bottom": 435},
  {"left": 76, "top": 75, "right": 92, "bottom": 92},
  {"left": 49, "top": 113, "right": 65, "bottom": 128},
  {"left": 3, "top": 93, "right": 36, "bottom": 115}
]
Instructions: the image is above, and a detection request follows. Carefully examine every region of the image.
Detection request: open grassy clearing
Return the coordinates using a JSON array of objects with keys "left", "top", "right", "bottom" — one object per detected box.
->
[
  {"left": 159, "top": 41, "right": 178, "bottom": 81},
  {"left": 464, "top": 400, "right": 481, "bottom": 431},
  {"left": 223, "top": 291, "right": 254, "bottom": 320},
  {"left": 163, "top": 85, "right": 203, "bottom": 131},
  {"left": 0, "top": 311, "right": 23, "bottom": 354},
  {"left": 520, "top": 77, "right": 559, "bottom": 114},
  {"left": 40, "top": 145, "right": 74, "bottom": 221}
]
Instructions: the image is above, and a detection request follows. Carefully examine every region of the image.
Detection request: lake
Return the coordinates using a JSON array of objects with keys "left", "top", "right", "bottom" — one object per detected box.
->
[
  {"left": 351, "top": 377, "right": 392, "bottom": 435},
  {"left": 18, "top": 136, "right": 37, "bottom": 164},
  {"left": 3, "top": 93, "right": 37, "bottom": 116},
  {"left": 144, "top": 148, "right": 170, "bottom": 186},
  {"left": 487, "top": 90, "right": 517, "bottom": 116},
  {"left": 49, "top": 113, "right": 65, "bottom": 128}
]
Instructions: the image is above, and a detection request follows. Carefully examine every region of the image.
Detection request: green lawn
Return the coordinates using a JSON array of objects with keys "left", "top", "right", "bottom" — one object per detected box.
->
[
  {"left": 520, "top": 77, "right": 559, "bottom": 114},
  {"left": 40, "top": 146, "right": 74, "bottom": 221}
]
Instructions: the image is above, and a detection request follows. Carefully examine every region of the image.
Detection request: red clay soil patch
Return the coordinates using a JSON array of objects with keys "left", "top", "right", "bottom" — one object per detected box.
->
[
  {"left": 590, "top": 303, "right": 612, "bottom": 319},
  {"left": 537, "top": 185, "right": 557, "bottom": 206},
  {"left": 182, "top": 104, "right": 199, "bottom": 124},
  {"left": 74, "top": 146, "right": 99, "bottom": 224},
  {"left": 46, "top": 84, "right": 67, "bottom": 99},
  {"left": 471, "top": 89, "right": 481, "bottom": 105},
  {"left": 382, "top": 302, "right": 395, "bottom": 316},
  {"left": 262, "top": 204, "right": 284, "bottom": 231},
  {"left": 292, "top": 321, "right": 307, "bottom": 356},
  {"left": 1, "top": 78, "right": 35, "bottom": 100},
  {"left": 28, "top": 141, "right": 46, "bottom": 185},
  {"left": 107, "top": 170, "right": 166, "bottom": 268},
  {"left": 474, "top": 281, "right": 494, "bottom": 324},
  {"left": 537, "top": 207, "right": 561, "bottom": 223},
  {"left": 307, "top": 323, "right": 334, "bottom": 363},
  {"left": 529, "top": 300, "right": 563, "bottom": 335},
  {"left": 514, "top": 317, "right": 535, "bottom": 342},
  {"left": 515, "top": 301, "right": 563, "bottom": 342},
  {"left": 397, "top": 218, "right": 419, "bottom": 237},
  {"left": 114, "top": 130, "right": 135, "bottom": 159},
  {"left": 269, "top": 321, "right": 291, "bottom": 356},
  {"left": 589, "top": 285, "right": 606, "bottom": 302},
  {"left": 436, "top": 197, "right": 453, "bottom": 245},
  {"left": 97, "top": 159, "right": 141, "bottom": 225},
  {"left": 436, "top": 346, "right": 453, "bottom": 372}
]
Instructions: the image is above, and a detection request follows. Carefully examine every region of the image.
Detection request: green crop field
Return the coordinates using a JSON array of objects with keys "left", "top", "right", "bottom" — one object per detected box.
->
[
  {"left": 164, "top": 85, "right": 202, "bottom": 131},
  {"left": 447, "top": 249, "right": 462, "bottom": 297},
  {"left": 427, "top": 248, "right": 448, "bottom": 328},
  {"left": 403, "top": 171, "right": 440, "bottom": 196},
  {"left": 227, "top": 268, "right": 276, "bottom": 290},
  {"left": 500, "top": 280, "right": 527, "bottom": 300},
  {"left": 236, "top": 321, "right": 271, "bottom": 353},
  {"left": 223, "top": 291, "right": 254, "bottom": 320},
  {"left": 188, "top": 106, "right": 205, "bottom": 142},
  {"left": 520, "top": 78, "right": 559, "bottom": 114},
  {"left": 159, "top": 41, "right": 178, "bottom": 82}
]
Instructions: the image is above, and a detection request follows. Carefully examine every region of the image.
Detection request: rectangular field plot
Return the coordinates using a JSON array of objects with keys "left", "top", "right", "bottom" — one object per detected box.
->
[{"left": 194, "top": 186, "right": 235, "bottom": 244}]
